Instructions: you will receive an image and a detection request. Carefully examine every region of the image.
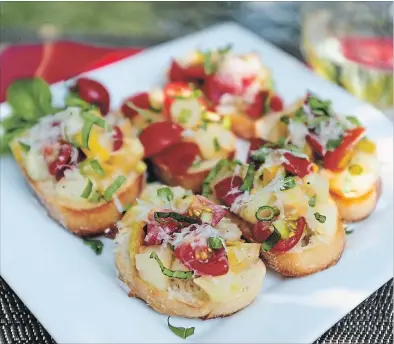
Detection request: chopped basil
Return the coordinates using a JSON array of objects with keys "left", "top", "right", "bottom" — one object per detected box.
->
[
  {"left": 280, "top": 177, "right": 296, "bottom": 191},
  {"left": 178, "top": 108, "right": 192, "bottom": 124},
  {"left": 280, "top": 116, "right": 290, "bottom": 124},
  {"left": 154, "top": 211, "right": 200, "bottom": 224},
  {"left": 167, "top": 316, "right": 195, "bottom": 339},
  {"left": 346, "top": 116, "right": 362, "bottom": 127},
  {"left": 80, "top": 179, "right": 93, "bottom": 199},
  {"left": 157, "top": 187, "right": 174, "bottom": 202},
  {"left": 261, "top": 227, "right": 281, "bottom": 252},
  {"left": 255, "top": 205, "right": 277, "bottom": 221},
  {"left": 207, "top": 237, "right": 223, "bottom": 250},
  {"left": 309, "top": 116, "right": 327, "bottom": 127},
  {"left": 239, "top": 163, "right": 255, "bottom": 192},
  {"left": 213, "top": 137, "right": 221, "bottom": 152},
  {"left": 150, "top": 252, "right": 193, "bottom": 279},
  {"left": 308, "top": 95, "right": 332, "bottom": 116},
  {"left": 308, "top": 194, "right": 317, "bottom": 207},
  {"left": 103, "top": 175, "right": 126, "bottom": 202},
  {"left": 203, "top": 50, "right": 214, "bottom": 75},
  {"left": 19, "top": 141, "right": 31, "bottom": 153},
  {"left": 83, "top": 239, "right": 103, "bottom": 255},
  {"left": 90, "top": 160, "right": 104, "bottom": 175},
  {"left": 294, "top": 107, "right": 307, "bottom": 122},
  {"left": 314, "top": 212, "right": 326, "bottom": 223},
  {"left": 250, "top": 147, "right": 271, "bottom": 162},
  {"left": 326, "top": 137, "right": 343, "bottom": 151},
  {"left": 202, "top": 159, "right": 229, "bottom": 196}
]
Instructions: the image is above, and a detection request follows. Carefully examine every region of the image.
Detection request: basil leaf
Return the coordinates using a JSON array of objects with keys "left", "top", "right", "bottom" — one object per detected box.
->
[
  {"left": 280, "top": 177, "right": 296, "bottom": 191},
  {"left": 167, "top": 317, "right": 195, "bottom": 339},
  {"left": 151, "top": 253, "right": 193, "bottom": 280},
  {"left": 314, "top": 212, "right": 326, "bottom": 223},
  {"left": 83, "top": 239, "right": 103, "bottom": 255},
  {"left": 326, "top": 137, "right": 343, "bottom": 151},
  {"left": 280, "top": 116, "right": 290, "bottom": 124}
]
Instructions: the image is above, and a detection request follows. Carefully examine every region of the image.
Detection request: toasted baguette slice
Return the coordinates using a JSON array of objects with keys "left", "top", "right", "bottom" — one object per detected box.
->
[
  {"left": 10, "top": 140, "right": 145, "bottom": 236},
  {"left": 152, "top": 154, "right": 234, "bottom": 193},
  {"left": 331, "top": 181, "right": 380, "bottom": 223}
]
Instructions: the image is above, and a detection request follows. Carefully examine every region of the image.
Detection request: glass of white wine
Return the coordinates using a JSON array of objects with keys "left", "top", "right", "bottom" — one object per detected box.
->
[{"left": 301, "top": 2, "right": 393, "bottom": 110}]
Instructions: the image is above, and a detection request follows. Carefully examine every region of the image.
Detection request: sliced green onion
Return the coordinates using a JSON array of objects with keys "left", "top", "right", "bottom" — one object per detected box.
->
[
  {"left": 314, "top": 212, "right": 326, "bottom": 223},
  {"left": 89, "top": 190, "right": 102, "bottom": 203},
  {"left": 202, "top": 158, "right": 229, "bottom": 196},
  {"left": 239, "top": 163, "right": 255, "bottom": 192},
  {"left": 150, "top": 252, "right": 193, "bottom": 279},
  {"left": 261, "top": 227, "right": 281, "bottom": 252},
  {"left": 81, "top": 111, "right": 106, "bottom": 128},
  {"left": 90, "top": 160, "right": 104, "bottom": 175},
  {"left": 178, "top": 108, "right": 192, "bottom": 124},
  {"left": 80, "top": 179, "right": 93, "bottom": 199},
  {"left": 167, "top": 316, "right": 195, "bottom": 339},
  {"left": 103, "top": 175, "right": 126, "bottom": 202},
  {"left": 207, "top": 237, "right": 223, "bottom": 250},
  {"left": 326, "top": 137, "right": 343, "bottom": 151},
  {"left": 308, "top": 194, "right": 317, "bottom": 207},
  {"left": 19, "top": 141, "right": 30, "bottom": 153},
  {"left": 157, "top": 187, "right": 174, "bottom": 202},
  {"left": 280, "top": 116, "right": 290, "bottom": 124},
  {"left": 154, "top": 211, "right": 199, "bottom": 224},
  {"left": 346, "top": 116, "right": 362, "bottom": 127},
  {"left": 213, "top": 137, "right": 221, "bottom": 152},
  {"left": 81, "top": 121, "right": 94, "bottom": 148},
  {"left": 83, "top": 238, "right": 103, "bottom": 255},
  {"left": 255, "top": 205, "right": 276, "bottom": 222},
  {"left": 280, "top": 177, "right": 296, "bottom": 191}
]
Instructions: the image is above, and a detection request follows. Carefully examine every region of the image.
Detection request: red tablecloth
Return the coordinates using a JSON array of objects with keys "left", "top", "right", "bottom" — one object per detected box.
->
[{"left": 0, "top": 41, "right": 142, "bottom": 102}]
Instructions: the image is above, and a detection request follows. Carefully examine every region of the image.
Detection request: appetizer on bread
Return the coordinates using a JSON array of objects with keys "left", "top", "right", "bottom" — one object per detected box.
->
[
  {"left": 167, "top": 46, "right": 284, "bottom": 139},
  {"left": 115, "top": 183, "right": 266, "bottom": 318},
  {"left": 122, "top": 82, "right": 236, "bottom": 193},
  {"left": 255, "top": 94, "right": 380, "bottom": 222},
  {"left": 203, "top": 141, "right": 345, "bottom": 277},
  {"left": 10, "top": 106, "right": 146, "bottom": 236}
]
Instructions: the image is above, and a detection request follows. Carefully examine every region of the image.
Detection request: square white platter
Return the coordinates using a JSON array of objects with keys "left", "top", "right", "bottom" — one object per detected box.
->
[{"left": 1, "top": 22, "right": 393, "bottom": 344}]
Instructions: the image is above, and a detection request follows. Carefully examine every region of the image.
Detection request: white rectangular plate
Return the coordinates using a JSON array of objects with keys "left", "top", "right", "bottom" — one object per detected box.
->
[{"left": 1, "top": 22, "right": 393, "bottom": 344}]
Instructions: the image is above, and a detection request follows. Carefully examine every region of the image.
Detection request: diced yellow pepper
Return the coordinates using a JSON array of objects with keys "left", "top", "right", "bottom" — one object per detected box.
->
[
  {"left": 135, "top": 161, "right": 147, "bottom": 174},
  {"left": 261, "top": 165, "right": 282, "bottom": 186},
  {"left": 355, "top": 138, "right": 376, "bottom": 154},
  {"left": 84, "top": 127, "right": 111, "bottom": 162}
]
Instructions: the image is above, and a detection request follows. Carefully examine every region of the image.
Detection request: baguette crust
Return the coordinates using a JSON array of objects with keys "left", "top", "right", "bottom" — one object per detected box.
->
[
  {"left": 115, "top": 215, "right": 265, "bottom": 319},
  {"left": 12, "top": 146, "right": 144, "bottom": 236},
  {"left": 331, "top": 181, "right": 380, "bottom": 223},
  {"left": 225, "top": 212, "right": 345, "bottom": 277}
]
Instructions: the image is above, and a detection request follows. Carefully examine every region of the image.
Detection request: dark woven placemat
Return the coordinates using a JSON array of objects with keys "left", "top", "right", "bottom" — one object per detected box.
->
[{"left": 0, "top": 277, "right": 392, "bottom": 344}]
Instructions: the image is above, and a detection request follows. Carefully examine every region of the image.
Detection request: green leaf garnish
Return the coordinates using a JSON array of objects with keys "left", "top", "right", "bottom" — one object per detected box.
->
[
  {"left": 207, "top": 237, "right": 223, "bottom": 250},
  {"left": 326, "top": 137, "right": 343, "bottom": 151},
  {"left": 308, "top": 194, "right": 317, "bottom": 207},
  {"left": 239, "top": 163, "right": 255, "bottom": 192},
  {"left": 18, "top": 141, "right": 31, "bottom": 153},
  {"left": 314, "top": 212, "right": 326, "bottom": 223},
  {"left": 150, "top": 252, "right": 193, "bottom": 279},
  {"left": 280, "top": 177, "right": 296, "bottom": 191},
  {"left": 280, "top": 116, "right": 290, "bottom": 124},
  {"left": 83, "top": 239, "right": 103, "bottom": 255},
  {"left": 167, "top": 316, "right": 195, "bottom": 339},
  {"left": 157, "top": 187, "right": 174, "bottom": 202}
]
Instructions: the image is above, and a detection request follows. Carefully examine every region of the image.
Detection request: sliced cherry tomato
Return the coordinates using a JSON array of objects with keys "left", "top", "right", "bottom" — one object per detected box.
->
[
  {"left": 323, "top": 127, "right": 366, "bottom": 172},
  {"left": 152, "top": 141, "right": 200, "bottom": 176},
  {"left": 174, "top": 243, "right": 229, "bottom": 277},
  {"left": 306, "top": 134, "right": 325, "bottom": 156},
  {"left": 213, "top": 175, "right": 244, "bottom": 207},
  {"left": 112, "top": 126, "right": 123, "bottom": 151},
  {"left": 282, "top": 152, "right": 313, "bottom": 178},
  {"left": 269, "top": 94, "right": 284, "bottom": 112},
  {"left": 71, "top": 78, "right": 110, "bottom": 115},
  {"left": 252, "top": 221, "right": 274, "bottom": 243},
  {"left": 168, "top": 59, "right": 206, "bottom": 83},
  {"left": 245, "top": 91, "right": 264, "bottom": 119},
  {"left": 121, "top": 92, "right": 150, "bottom": 119},
  {"left": 271, "top": 217, "right": 306, "bottom": 252},
  {"left": 203, "top": 75, "right": 236, "bottom": 105},
  {"left": 47, "top": 143, "right": 73, "bottom": 180},
  {"left": 139, "top": 121, "right": 183, "bottom": 158}
]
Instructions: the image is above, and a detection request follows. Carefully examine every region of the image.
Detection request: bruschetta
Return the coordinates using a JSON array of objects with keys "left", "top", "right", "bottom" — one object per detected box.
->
[
  {"left": 115, "top": 183, "right": 266, "bottom": 318},
  {"left": 10, "top": 106, "right": 146, "bottom": 236},
  {"left": 255, "top": 93, "right": 380, "bottom": 222},
  {"left": 202, "top": 142, "right": 345, "bottom": 277},
  {"left": 167, "top": 46, "right": 284, "bottom": 139},
  {"left": 122, "top": 82, "right": 236, "bottom": 193}
]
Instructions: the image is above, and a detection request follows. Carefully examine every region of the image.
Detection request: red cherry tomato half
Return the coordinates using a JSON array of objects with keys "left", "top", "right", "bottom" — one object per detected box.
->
[
  {"left": 245, "top": 91, "right": 264, "bottom": 120},
  {"left": 152, "top": 141, "right": 200, "bottom": 176},
  {"left": 282, "top": 152, "right": 313, "bottom": 178},
  {"left": 203, "top": 75, "right": 236, "bottom": 105},
  {"left": 323, "top": 127, "right": 366, "bottom": 172},
  {"left": 139, "top": 121, "right": 184, "bottom": 158},
  {"left": 213, "top": 175, "right": 244, "bottom": 207},
  {"left": 306, "top": 134, "right": 325, "bottom": 156},
  {"left": 271, "top": 217, "right": 306, "bottom": 252},
  {"left": 269, "top": 95, "right": 284, "bottom": 112},
  {"left": 121, "top": 92, "right": 150, "bottom": 120},
  {"left": 174, "top": 243, "right": 229, "bottom": 277},
  {"left": 168, "top": 59, "right": 206, "bottom": 83},
  {"left": 112, "top": 126, "right": 123, "bottom": 151},
  {"left": 71, "top": 78, "right": 110, "bottom": 115},
  {"left": 47, "top": 143, "right": 73, "bottom": 180}
]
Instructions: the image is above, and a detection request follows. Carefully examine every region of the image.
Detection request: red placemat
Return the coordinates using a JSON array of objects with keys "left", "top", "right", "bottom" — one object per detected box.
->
[{"left": 0, "top": 41, "right": 142, "bottom": 102}]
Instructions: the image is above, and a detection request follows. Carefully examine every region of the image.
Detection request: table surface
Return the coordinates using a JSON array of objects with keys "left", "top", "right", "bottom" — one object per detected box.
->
[{"left": 0, "top": 3, "right": 393, "bottom": 343}]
